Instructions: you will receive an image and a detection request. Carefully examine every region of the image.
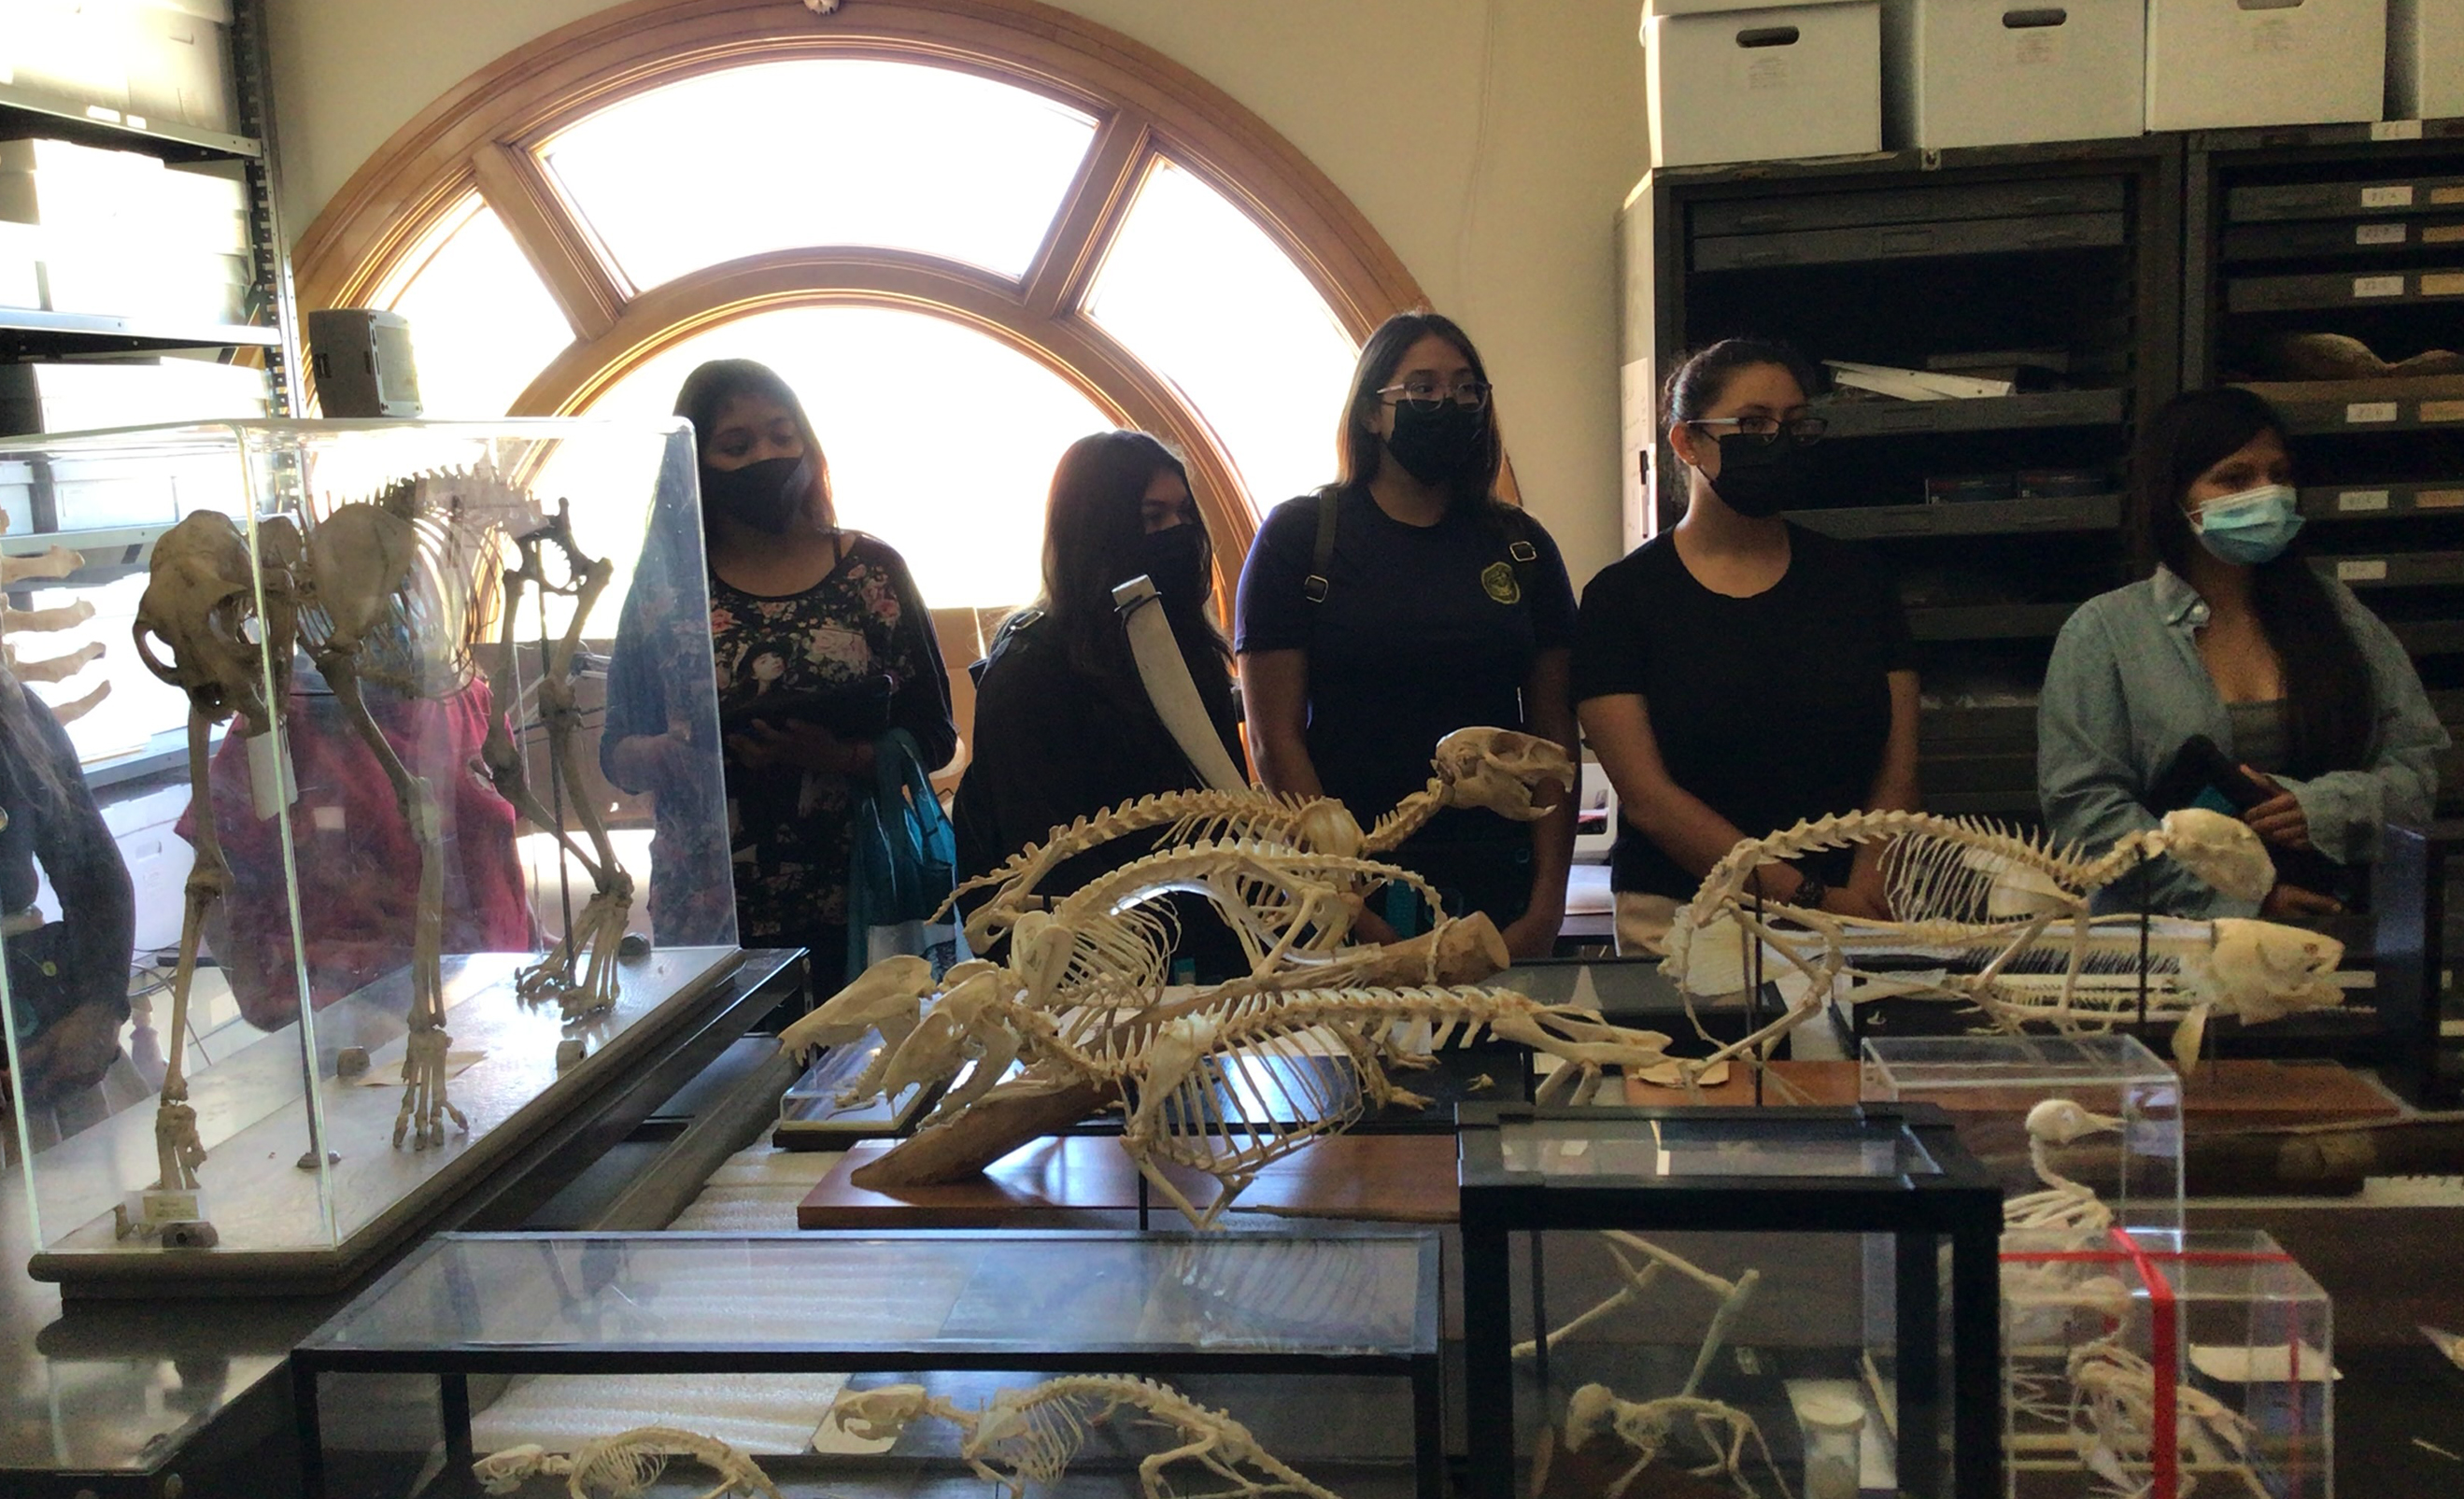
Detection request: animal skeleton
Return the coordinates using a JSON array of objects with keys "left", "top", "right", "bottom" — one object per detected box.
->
[
  {"left": 1661, "top": 809, "right": 2344, "bottom": 1085},
  {"left": 1558, "top": 1384, "right": 1793, "bottom": 1499},
  {"left": 828, "top": 1376, "right": 1339, "bottom": 1499},
  {"left": 471, "top": 496, "right": 634, "bottom": 1018},
  {"left": 1513, "top": 1234, "right": 1761, "bottom": 1400},
  {"left": 129, "top": 508, "right": 304, "bottom": 1204},
  {"left": 812, "top": 978, "right": 1672, "bottom": 1228},
  {"left": 2007, "top": 1097, "right": 2128, "bottom": 1239},
  {"left": 472, "top": 1425, "right": 781, "bottom": 1499},
  {"left": 2065, "top": 1340, "right": 2269, "bottom": 1499}
]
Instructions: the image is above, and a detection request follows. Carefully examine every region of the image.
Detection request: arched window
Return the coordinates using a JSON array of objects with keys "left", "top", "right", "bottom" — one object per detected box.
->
[{"left": 294, "top": 0, "right": 1428, "bottom": 609}]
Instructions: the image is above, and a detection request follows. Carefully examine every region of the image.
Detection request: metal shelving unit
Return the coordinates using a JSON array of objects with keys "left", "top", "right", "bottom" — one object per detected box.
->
[
  {"left": 1619, "top": 135, "right": 2183, "bottom": 820},
  {"left": 0, "top": 0, "right": 297, "bottom": 400}
]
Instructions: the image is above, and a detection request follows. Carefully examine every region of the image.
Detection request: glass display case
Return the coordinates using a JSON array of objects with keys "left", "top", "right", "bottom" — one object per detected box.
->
[
  {"left": 0, "top": 418, "right": 740, "bottom": 1296},
  {"left": 2001, "top": 1228, "right": 2331, "bottom": 1499},
  {"left": 1862, "top": 1035, "right": 2185, "bottom": 1233},
  {"left": 1457, "top": 1102, "right": 2003, "bottom": 1499},
  {"left": 290, "top": 1228, "right": 1442, "bottom": 1499}
]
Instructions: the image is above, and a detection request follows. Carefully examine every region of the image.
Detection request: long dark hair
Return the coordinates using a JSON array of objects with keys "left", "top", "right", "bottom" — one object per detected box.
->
[
  {"left": 1332, "top": 310, "right": 1505, "bottom": 516},
  {"left": 672, "top": 359, "right": 837, "bottom": 539},
  {"left": 1660, "top": 336, "right": 1825, "bottom": 433},
  {"left": 2131, "top": 387, "right": 2372, "bottom": 775},
  {"left": 1035, "top": 430, "right": 1234, "bottom": 721}
]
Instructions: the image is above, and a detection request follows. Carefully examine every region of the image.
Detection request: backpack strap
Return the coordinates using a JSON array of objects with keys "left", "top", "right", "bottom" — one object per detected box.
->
[{"left": 1303, "top": 488, "right": 1339, "bottom": 604}]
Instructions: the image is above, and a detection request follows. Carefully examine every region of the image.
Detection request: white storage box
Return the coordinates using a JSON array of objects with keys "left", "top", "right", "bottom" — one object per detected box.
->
[
  {"left": 1646, "top": 0, "right": 1884, "bottom": 167},
  {"left": 2389, "top": 0, "right": 2464, "bottom": 120},
  {"left": 1883, "top": 0, "right": 2145, "bottom": 148},
  {"left": 126, "top": 1, "right": 237, "bottom": 134},
  {"left": 0, "top": 221, "right": 39, "bottom": 309},
  {"left": 2145, "top": 0, "right": 2387, "bottom": 132},
  {"left": 0, "top": 1, "right": 133, "bottom": 118}
]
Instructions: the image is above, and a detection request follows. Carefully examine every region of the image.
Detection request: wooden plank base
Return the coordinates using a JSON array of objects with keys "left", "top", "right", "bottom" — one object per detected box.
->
[{"left": 799, "top": 1133, "right": 1459, "bottom": 1229}]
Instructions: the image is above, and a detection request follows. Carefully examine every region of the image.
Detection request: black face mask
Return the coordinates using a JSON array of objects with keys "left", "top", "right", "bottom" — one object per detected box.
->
[
  {"left": 1383, "top": 401, "right": 1488, "bottom": 488},
  {"left": 701, "top": 455, "right": 812, "bottom": 534},
  {"left": 1136, "top": 521, "right": 1211, "bottom": 609},
  {"left": 1703, "top": 433, "right": 1816, "bottom": 518}
]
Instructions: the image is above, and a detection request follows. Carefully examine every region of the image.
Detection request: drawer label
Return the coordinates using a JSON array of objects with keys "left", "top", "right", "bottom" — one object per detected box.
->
[
  {"left": 2346, "top": 402, "right": 2399, "bottom": 423},
  {"left": 2424, "top": 401, "right": 2464, "bottom": 424},
  {"left": 2418, "top": 488, "right": 2464, "bottom": 509},
  {"left": 2337, "top": 559, "right": 2388, "bottom": 582},
  {"left": 2430, "top": 225, "right": 2464, "bottom": 245},
  {"left": 2354, "top": 275, "right": 2407, "bottom": 298},
  {"left": 2357, "top": 223, "right": 2410, "bottom": 246},
  {"left": 2436, "top": 187, "right": 2464, "bottom": 205},
  {"left": 2425, "top": 273, "right": 2464, "bottom": 297},
  {"left": 2336, "top": 489, "right": 2392, "bottom": 512},
  {"left": 1746, "top": 57, "right": 1793, "bottom": 91},
  {"left": 2361, "top": 185, "right": 2418, "bottom": 209}
]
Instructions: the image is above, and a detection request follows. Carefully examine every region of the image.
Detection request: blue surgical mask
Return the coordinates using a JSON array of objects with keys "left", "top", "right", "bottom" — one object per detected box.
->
[{"left": 2191, "top": 483, "right": 2303, "bottom": 566}]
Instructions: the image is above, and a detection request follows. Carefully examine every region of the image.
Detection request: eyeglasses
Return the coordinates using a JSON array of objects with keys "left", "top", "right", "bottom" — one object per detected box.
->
[
  {"left": 1378, "top": 378, "right": 1493, "bottom": 414},
  {"left": 1685, "top": 415, "right": 1829, "bottom": 446}
]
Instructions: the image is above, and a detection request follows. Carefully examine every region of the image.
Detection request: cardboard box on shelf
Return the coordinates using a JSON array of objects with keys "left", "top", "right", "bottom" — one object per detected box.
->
[
  {"left": 2145, "top": 0, "right": 2387, "bottom": 132},
  {"left": 2388, "top": 0, "right": 2464, "bottom": 121},
  {"left": 0, "top": 1, "right": 134, "bottom": 119},
  {"left": 125, "top": 1, "right": 237, "bottom": 134},
  {"left": 1645, "top": 0, "right": 1883, "bottom": 167},
  {"left": 0, "top": 221, "right": 40, "bottom": 309},
  {"left": 1881, "top": 0, "right": 2145, "bottom": 148}
]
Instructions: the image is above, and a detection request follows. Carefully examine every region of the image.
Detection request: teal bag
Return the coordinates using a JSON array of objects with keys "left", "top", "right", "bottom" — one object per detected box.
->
[{"left": 844, "top": 728, "right": 957, "bottom": 983}]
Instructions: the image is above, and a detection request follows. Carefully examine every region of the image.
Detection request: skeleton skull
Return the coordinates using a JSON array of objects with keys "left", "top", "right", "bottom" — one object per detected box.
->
[
  {"left": 2155, "top": 807, "right": 2275, "bottom": 903},
  {"left": 2026, "top": 1097, "right": 2123, "bottom": 1147},
  {"left": 1431, "top": 728, "right": 1575, "bottom": 822},
  {"left": 133, "top": 511, "right": 280, "bottom": 727},
  {"left": 779, "top": 954, "right": 935, "bottom": 1061},
  {"left": 828, "top": 1384, "right": 933, "bottom": 1443},
  {"left": 2198, "top": 917, "right": 2344, "bottom": 1025}
]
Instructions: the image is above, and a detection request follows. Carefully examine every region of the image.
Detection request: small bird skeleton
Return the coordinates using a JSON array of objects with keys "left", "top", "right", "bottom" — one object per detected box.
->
[
  {"left": 828, "top": 1376, "right": 1339, "bottom": 1499},
  {"left": 1660, "top": 807, "right": 2345, "bottom": 1084}
]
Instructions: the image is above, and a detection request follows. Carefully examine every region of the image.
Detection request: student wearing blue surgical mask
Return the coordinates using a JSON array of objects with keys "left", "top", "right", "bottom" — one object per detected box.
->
[{"left": 2039, "top": 387, "right": 2446, "bottom": 920}]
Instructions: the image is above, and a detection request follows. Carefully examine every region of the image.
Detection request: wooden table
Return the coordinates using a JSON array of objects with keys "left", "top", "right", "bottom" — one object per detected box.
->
[{"left": 798, "top": 1133, "right": 1461, "bottom": 1230}]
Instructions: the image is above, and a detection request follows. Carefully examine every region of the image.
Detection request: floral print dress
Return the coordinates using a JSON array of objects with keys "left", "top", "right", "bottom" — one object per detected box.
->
[{"left": 603, "top": 530, "right": 954, "bottom": 955}]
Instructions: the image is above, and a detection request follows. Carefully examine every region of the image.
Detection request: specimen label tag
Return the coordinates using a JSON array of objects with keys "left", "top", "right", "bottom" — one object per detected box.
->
[
  {"left": 134, "top": 1188, "right": 205, "bottom": 1224},
  {"left": 2345, "top": 402, "right": 2398, "bottom": 424},
  {"left": 247, "top": 729, "right": 297, "bottom": 819},
  {"left": 2335, "top": 490, "right": 2390, "bottom": 512},
  {"left": 2337, "top": 559, "right": 2388, "bottom": 582},
  {"left": 2353, "top": 275, "right": 2405, "bottom": 298},
  {"left": 2361, "top": 185, "right": 2416, "bottom": 208},
  {"left": 2357, "top": 223, "right": 2408, "bottom": 246}
]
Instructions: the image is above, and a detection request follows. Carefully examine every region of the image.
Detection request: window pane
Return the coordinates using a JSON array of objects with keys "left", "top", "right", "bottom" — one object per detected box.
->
[
  {"left": 579, "top": 306, "right": 1112, "bottom": 608},
  {"left": 381, "top": 199, "right": 576, "bottom": 418},
  {"left": 544, "top": 62, "right": 1097, "bottom": 290},
  {"left": 1083, "top": 158, "right": 1357, "bottom": 515}
]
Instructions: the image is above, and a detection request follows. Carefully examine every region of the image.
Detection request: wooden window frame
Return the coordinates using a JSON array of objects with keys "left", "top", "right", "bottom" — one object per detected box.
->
[{"left": 291, "top": 0, "right": 1439, "bottom": 569}]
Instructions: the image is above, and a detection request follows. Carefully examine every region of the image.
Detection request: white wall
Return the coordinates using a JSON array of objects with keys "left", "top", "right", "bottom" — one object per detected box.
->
[{"left": 266, "top": 0, "right": 1651, "bottom": 586}]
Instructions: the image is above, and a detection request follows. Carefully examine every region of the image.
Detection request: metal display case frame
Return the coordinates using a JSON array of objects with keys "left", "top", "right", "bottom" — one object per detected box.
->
[
  {"left": 290, "top": 1226, "right": 1445, "bottom": 1499},
  {"left": 1457, "top": 1101, "right": 2004, "bottom": 1499}
]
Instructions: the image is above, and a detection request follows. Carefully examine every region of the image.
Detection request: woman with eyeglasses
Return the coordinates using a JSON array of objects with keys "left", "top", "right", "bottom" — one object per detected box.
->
[
  {"left": 2039, "top": 387, "right": 2443, "bottom": 922},
  {"left": 1237, "top": 311, "right": 1579, "bottom": 957},
  {"left": 1573, "top": 338, "right": 1919, "bottom": 955}
]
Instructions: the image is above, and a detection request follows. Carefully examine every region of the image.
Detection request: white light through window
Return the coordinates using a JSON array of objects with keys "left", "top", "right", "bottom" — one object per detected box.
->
[
  {"left": 381, "top": 199, "right": 575, "bottom": 418},
  {"left": 543, "top": 61, "right": 1097, "bottom": 292},
  {"left": 579, "top": 306, "right": 1114, "bottom": 609},
  {"left": 1083, "top": 158, "right": 1357, "bottom": 516}
]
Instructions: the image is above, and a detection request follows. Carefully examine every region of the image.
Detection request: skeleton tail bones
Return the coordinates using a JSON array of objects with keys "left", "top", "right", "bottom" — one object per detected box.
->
[
  {"left": 472, "top": 1425, "right": 782, "bottom": 1498},
  {"left": 828, "top": 1376, "right": 1340, "bottom": 1499}
]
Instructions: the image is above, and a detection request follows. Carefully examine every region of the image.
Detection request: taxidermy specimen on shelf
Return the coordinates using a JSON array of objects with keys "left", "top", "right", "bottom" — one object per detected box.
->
[
  {"left": 1660, "top": 807, "right": 2344, "bottom": 1083},
  {"left": 828, "top": 1376, "right": 1339, "bottom": 1499},
  {"left": 473, "top": 1424, "right": 782, "bottom": 1498},
  {"left": 785, "top": 728, "right": 1679, "bottom": 1227}
]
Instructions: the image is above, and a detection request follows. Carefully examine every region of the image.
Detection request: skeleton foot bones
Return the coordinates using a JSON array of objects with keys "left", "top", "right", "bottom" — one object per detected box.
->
[
  {"left": 828, "top": 1376, "right": 1341, "bottom": 1499},
  {"left": 1554, "top": 1384, "right": 1794, "bottom": 1499},
  {"left": 473, "top": 1425, "right": 781, "bottom": 1498}
]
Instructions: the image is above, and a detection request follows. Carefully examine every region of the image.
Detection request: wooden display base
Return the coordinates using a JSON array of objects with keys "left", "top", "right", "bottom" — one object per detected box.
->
[
  {"left": 798, "top": 1133, "right": 1459, "bottom": 1230},
  {"left": 1623, "top": 1057, "right": 2401, "bottom": 1127}
]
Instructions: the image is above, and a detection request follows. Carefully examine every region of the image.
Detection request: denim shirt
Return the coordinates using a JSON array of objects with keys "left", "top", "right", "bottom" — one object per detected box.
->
[{"left": 2038, "top": 566, "right": 2447, "bottom": 917}]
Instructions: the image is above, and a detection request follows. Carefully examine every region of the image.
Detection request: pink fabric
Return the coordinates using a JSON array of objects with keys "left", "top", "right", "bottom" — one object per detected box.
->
[{"left": 176, "top": 679, "right": 536, "bottom": 1029}]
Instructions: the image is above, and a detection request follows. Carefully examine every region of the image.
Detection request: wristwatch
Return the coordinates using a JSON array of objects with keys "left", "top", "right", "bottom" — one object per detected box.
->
[{"left": 1791, "top": 870, "right": 1829, "bottom": 910}]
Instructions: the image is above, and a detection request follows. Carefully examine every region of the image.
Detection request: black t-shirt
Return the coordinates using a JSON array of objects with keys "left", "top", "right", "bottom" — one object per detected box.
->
[
  {"left": 1236, "top": 485, "right": 1578, "bottom": 842},
  {"left": 1571, "top": 524, "right": 1912, "bottom": 899}
]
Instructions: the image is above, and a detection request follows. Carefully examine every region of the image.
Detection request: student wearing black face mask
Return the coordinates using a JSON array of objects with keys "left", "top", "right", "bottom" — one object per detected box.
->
[
  {"left": 952, "top": 431, "right": 1248, "bottom": 976},
  {"left": 601, "top": 359, "right": 954, "bottom": 974},
  {"left": 1572, "top": 339, "right": 1919, "bottom": 954},
  {"left": 1238, "top": 311, "right": 1580, "bottom": 957}
]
